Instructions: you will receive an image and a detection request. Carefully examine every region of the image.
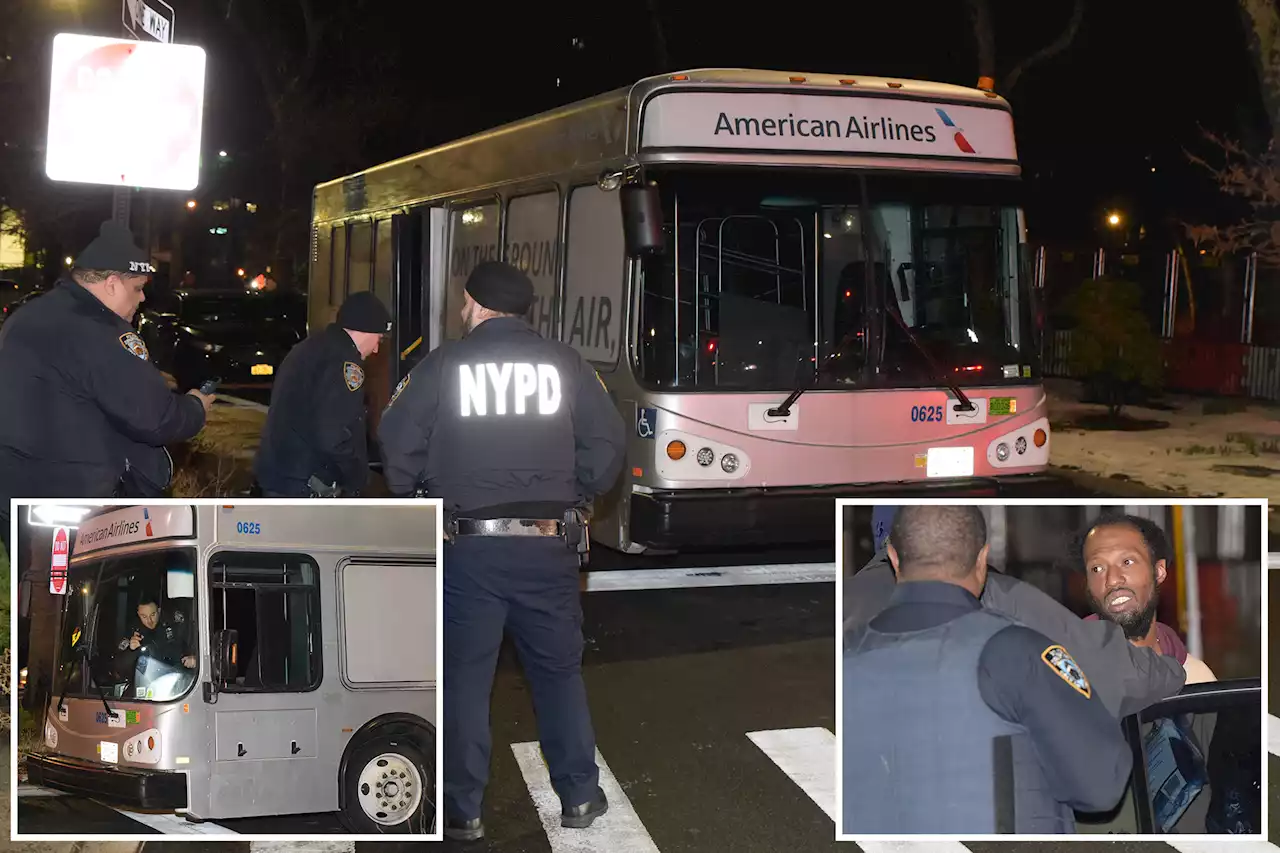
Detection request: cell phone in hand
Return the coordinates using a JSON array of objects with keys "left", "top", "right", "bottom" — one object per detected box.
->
[{"left": 199, "top": 377, "right": 221, "bottom": 395}]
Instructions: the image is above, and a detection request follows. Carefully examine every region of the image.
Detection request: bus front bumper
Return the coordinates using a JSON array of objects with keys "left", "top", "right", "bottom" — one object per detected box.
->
[
  {"left": 27, "top": 752, "right": 187, "bottom": 811},
  {"left": 629, "top": 474, "right": 1060, "bottom": 551}
]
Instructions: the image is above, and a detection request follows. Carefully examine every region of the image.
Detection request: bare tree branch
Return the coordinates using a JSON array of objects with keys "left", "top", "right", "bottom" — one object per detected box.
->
[
  {"left": 1003, "top": 0, "right": 1085, "bottom": 94},
  {"left": 645, "top": 0, "right": 670, "bottom": 73},
  {"left": 1238, "top": 0, "right": 1280, "bottom": 142},
  {"left": 965, "top": 0, "right": 996, "bottom": 81},
  {"left": 1183, "top": 128, "right": 1280, "bottom": 267}
]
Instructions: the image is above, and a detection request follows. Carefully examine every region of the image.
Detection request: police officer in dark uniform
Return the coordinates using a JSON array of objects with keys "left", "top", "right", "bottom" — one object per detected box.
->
[
  {"left": 842, "top": 504, "right": 1132, "bottom": 834},
  {"left": 115, "top": 596, "right": 195, "bottom": 671},
  {"left": 0, "top": 221, "right": 214, "bottom": 528},
  {"left": 255, "top": 291, "right": 391, "bottom": 497},
  {"left": 378, "top": 262, "right": 626, "bottom": 842}
]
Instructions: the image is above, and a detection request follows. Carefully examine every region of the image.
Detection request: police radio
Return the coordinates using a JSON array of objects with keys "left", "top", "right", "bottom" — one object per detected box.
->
[{"left": 199, "top": 377, "right": 221, "bottom": 396}]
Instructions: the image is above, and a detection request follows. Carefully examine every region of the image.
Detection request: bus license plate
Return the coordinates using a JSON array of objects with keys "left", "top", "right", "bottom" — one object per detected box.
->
[
  {"left": 100, "top": 741, "right": 119, "bottom": 764},
  {"left": 251, "top": 363, "right": 274, "bottom": 376},
  {"left": 926, "top": 446, "right": 974, "bottom": 478}
]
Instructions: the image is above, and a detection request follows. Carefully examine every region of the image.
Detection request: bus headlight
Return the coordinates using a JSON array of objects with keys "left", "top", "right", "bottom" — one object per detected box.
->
[
  {"left": 654, "top": 430, "right": 750, "bottom": 481},
  {"left": 986, "top": 417, "right": 1050, "bottom": 469}
]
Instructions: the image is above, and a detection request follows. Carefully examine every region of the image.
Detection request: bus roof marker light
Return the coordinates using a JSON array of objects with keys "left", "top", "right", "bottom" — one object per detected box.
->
[
  {"left": 887, "top": 81, "right": 904, "bottom": 88},
  {"left": 838, "top": 78, "right": 857, "bottom": 86},
  {"left": 671, "top": 74, "right": 689, "bottom": 81},
  {"left": 789, "top": 76, "right": 806, "bottom": 83}
]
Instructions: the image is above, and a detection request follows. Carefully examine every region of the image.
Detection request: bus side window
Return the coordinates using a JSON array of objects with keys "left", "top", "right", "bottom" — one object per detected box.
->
[
  {"left": 563, "top": 185, "right": 624, "bottom": 365},
  {"left": 445, "top": 200, "right": 500, "bottom": 343},
  {"left": 209, "top": 553, "right": 323, "bottom": 692},
  {"left": 504, "top": 191, "right": 560, "bottom": 341}
]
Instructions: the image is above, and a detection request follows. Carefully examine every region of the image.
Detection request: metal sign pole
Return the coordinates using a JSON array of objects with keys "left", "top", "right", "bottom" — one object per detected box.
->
[{"left": 116, "top": 0, "right": 176, "bottom": 230}]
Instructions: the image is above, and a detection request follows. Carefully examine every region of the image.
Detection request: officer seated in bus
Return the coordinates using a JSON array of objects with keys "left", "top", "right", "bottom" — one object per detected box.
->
[{"left": 115, "top": 595, "right": 195, "bottom": 671}]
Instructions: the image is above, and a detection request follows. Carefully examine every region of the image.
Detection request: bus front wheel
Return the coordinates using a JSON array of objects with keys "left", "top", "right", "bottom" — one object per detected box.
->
[{"left": 339, "top": 735, "right": 435, "bottom": 834}]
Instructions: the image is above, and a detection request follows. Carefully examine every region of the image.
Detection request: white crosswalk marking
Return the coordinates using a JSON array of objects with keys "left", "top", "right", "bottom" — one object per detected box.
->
[
  {"left": 111, "top": 809, "right": 240, "bottom": 834},
  {"left": 1164, "top": 841, "right": 1280, "bottom": 853},
  {"left": 15, "top": 784, "right": 66, "bottom": 797},
  {"left": 856, "top": 842, "right": 974, "bottom": 853},
  {"left": 511, "top": 741, "right": 660, "bottom": 853},
  {"left": 249, "top": 842, "right": 355, "bottom": 853},
  {"left": 746, "top": 728, "right": 837, "bottom": 821}
]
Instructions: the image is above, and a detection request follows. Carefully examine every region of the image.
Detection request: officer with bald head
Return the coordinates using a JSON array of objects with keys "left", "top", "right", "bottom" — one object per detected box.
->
[
  {"left": 842, "top": 504, "right": 1131, "bottom": 835},
  {"left": 378, "top": 261, "right": 626, "bottom": 842}
]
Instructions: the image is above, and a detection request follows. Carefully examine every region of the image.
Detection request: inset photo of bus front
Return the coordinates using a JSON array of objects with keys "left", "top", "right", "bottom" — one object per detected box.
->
[
  {"left": 10, "top": 499, "right": 441, "bottom": 840},
  {"left": 837, "top": 498, "right": 1265, "bottom": 840}
]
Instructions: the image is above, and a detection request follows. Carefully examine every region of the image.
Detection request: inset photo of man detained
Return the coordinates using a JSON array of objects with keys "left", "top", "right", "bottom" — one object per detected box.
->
[{"left": 837, "top": 499, "right": 1265, "bottom": 838}]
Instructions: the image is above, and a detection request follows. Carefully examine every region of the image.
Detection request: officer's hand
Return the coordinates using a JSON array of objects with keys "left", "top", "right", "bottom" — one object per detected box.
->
[
  {"left": 129, "top": 632, "right": 142, "bottom": 651},
  {"left": 182, "top": 655, "right": 196, "bottom": 669},
  {"left": 187, "top": 389, "right": 215, "bottom": 415}
]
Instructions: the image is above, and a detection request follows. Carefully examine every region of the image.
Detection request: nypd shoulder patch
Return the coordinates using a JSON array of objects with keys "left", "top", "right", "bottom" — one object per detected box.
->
[
  {"left": 344, "top": 361, "right": 365, "bottom": 392},
  {"left": 388, "top": 374, "right": 410, "bottom": 407},
  {"left": 1041, "top": 644, "right": 1091, "bottom": 698},
  {"left": 120, "top": 331, "right": 149, "bottom": 361}
]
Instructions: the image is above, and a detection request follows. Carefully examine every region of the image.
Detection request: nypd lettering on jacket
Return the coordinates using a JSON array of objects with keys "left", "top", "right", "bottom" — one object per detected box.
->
[{"left": 459, "top": 363, "right": 561, "bottom": 416}]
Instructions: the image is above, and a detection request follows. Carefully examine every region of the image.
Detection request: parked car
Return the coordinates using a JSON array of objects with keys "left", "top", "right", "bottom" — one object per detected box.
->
[
  {"left": 0, "top": 286, "right": 47, "bottom": 325},
  {"left": 137, "top": 288, "right": 307, "bottom": 391},
  {"left": 1077, "top": 678, "right": 1261, "bottom": 834}
]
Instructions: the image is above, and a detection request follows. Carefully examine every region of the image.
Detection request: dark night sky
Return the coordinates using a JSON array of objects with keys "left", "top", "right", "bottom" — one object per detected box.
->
[{"left": 8, "top": 0, "right": 1268, "bottom": 248}]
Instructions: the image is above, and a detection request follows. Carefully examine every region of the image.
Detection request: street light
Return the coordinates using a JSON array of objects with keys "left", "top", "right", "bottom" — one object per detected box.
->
[
  {"left": 64, "top": 256, "right": 73, "bottom": 266},
  {"left": 1107, "top": 212, "right": 1122, "bottom": 227},
  {"left": 236, "top": 268, "right": 246, "bottom": 277},
  {"left": 186, "top": 199, "right": 197, "bottom": 210},
  {"left": 27, "top": 504, "right": 94, "bottom": 528}
]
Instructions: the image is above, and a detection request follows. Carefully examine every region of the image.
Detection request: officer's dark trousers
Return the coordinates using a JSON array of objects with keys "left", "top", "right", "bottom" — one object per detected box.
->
[{"left": 443, "top": 535, "right": 598, "bottom": 821}]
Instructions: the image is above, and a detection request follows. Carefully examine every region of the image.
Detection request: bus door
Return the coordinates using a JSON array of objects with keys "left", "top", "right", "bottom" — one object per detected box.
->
[{"left": 202, "top": 549, "right": 328, "bottom": 819}]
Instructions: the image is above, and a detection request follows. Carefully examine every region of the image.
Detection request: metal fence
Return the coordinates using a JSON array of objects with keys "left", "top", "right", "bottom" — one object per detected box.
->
[{"left": 1037, "top": 245, "right": 1280, "bottom": 402}]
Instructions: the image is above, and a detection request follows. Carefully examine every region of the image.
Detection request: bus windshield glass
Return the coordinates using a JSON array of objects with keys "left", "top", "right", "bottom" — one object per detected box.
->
[
  {"left": 636, "top": 170, "right": 1036, "bottom": 392},
  {"left": 54, "top": 548, "right": 199, "bottom": 704}
]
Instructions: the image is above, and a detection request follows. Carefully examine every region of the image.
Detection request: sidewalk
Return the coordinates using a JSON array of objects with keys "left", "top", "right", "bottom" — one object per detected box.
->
[{"left": 1046, "top": 379, "right": 1279, "bottom": 530}]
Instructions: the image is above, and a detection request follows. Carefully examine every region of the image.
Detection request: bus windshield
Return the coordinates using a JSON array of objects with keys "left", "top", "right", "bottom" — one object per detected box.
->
[
  {"left": 54, "top": 548, "right": 198, "bottom": 705},
  {"left": 636, "top": 170, "right": 1036, "bottom": 392}
]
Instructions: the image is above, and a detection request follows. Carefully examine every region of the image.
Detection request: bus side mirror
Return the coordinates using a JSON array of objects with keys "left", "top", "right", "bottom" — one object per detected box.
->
[
  {"left": 212, "top": 629, "right": 239, "bottom": 684},
  {"left": 621, "top": 185, "right": 663, "bottom": 257}
]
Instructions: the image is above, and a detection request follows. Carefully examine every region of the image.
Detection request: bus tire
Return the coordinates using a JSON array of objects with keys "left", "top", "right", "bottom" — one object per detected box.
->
[{"left": 339, "top": 733, "right": 435, "bottom": 834}]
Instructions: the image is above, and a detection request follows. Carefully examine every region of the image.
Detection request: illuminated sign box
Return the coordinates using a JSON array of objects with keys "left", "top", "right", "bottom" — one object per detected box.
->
[
  {"left": 45, "top": 33, "right": 207, "bottom": 191},
  {"left": 640, "top": 91, "right": 1018, "bottom": 162}
]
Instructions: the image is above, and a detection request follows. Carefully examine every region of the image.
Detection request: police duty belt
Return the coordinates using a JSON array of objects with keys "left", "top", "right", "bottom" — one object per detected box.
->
[{"left": 452, "top": 517, "right": 563, "bottom": 537}]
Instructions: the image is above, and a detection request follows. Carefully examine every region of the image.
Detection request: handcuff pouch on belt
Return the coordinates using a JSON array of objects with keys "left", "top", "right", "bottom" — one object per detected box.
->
[{"left": 307, "top": 475, "right": 341, "bottom": 498}]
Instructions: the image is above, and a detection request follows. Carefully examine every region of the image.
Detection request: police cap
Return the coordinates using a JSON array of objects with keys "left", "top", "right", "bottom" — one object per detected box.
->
[
  {"left": 337, "top": 291, "right": 392, "bottom": 334},
  {"left": 75, "top": 220, "right": 155, "bottom": 276},
  {"left": 465, "top": 261, "right": 534, "bottom": 315}
]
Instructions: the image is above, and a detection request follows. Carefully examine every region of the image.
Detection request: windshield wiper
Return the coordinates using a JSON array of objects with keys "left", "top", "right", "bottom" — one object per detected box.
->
[
  {"left": 771, "top": 177, "right": 975, "bottom": 418},
  {"left": 55, "top": 645, "right": 116, "bottom": 720},
  {"left": 883, "top": 307, "right": 975, "bottom": 413}
]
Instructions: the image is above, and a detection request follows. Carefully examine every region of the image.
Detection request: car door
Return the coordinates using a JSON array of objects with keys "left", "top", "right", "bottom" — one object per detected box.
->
[{"left": 1077, "top": 678, "right": 1262, "bottom": 835}]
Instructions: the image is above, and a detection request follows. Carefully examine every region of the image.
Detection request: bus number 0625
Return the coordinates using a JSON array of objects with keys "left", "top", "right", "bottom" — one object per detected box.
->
[
  {"left": 236, "top": 521, "right": 262, "bottom": 535},
  {"left": 911, "top": 405, "right": 945, "bottom": 423}
]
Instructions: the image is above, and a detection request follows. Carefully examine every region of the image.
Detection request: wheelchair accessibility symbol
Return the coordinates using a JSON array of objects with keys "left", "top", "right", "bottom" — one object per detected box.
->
[{"left": 636, "top": 407, "right": 657, "bottom": 439}]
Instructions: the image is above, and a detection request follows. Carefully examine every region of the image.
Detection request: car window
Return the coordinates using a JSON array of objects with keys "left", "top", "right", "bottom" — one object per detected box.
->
[{"left": 1076, "top": 680, "right": 1261, "bottom": 835}]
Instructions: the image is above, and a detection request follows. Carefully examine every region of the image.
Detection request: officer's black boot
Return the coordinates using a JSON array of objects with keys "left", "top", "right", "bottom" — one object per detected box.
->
[
  {"left": 444, "top": 816, "right": 484, "bottom": 842},
  {"left": 561, "top": 786, "right": 608, "bottom": 829}
]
